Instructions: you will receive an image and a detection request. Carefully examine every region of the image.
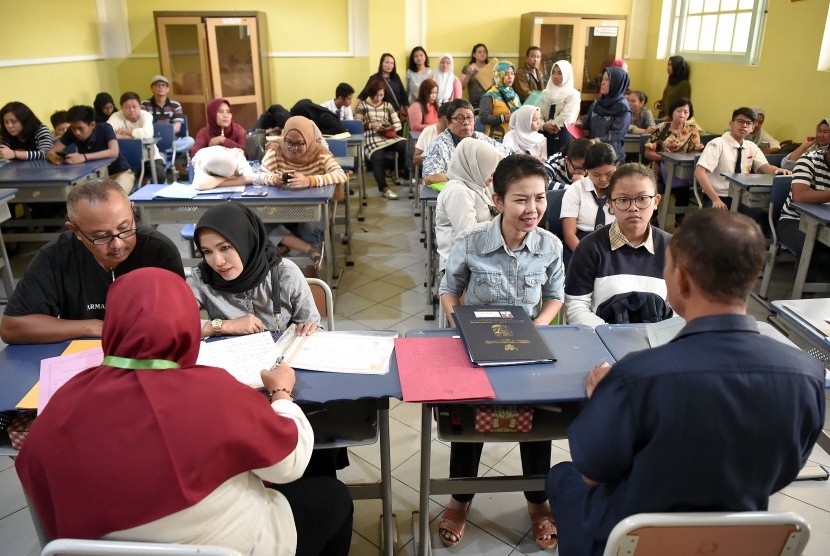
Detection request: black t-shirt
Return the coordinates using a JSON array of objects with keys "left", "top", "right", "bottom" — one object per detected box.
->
[
  {"left": 4, "top": 227, "right": 185, "bottom": 320},
  {"left": 59, "top": 122, "right": 132, "bottom": 175}
]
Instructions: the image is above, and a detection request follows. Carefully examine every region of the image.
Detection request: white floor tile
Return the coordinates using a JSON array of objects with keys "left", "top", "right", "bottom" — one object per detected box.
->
[
  {"left": 349, "top": 416, "right": 423, "bottom": 471},
  {"left": 351, "top": 281, "right": 410, "bottom": 304},
  {"left": 0, "top": 508, "right": 40, "bottom": 556},
  {"left": 334, "top": 291, "right": 377, "bottom": 318},
  {"left": 349, "top": 304, "right": 411, "bottom": 332},
  {"left": 0, "top": 466, "right": 27, "bottom": 520}
]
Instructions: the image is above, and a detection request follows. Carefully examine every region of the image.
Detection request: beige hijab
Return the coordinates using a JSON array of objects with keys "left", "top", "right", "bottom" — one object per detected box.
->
[
  {"left": 269, "top": 116, "right": 331, "bottom": 166},
  {"left": 447, "top": 138, "right": 505, "bottom": 198}
]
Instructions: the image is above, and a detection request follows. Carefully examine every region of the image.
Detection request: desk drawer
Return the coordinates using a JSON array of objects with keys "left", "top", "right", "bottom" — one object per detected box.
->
[
  {"left": 798, "top": 219, "right": 830, "bottom": 248},
  {"left": 13, "top": 187, "right": 72, "bottom": 203}
]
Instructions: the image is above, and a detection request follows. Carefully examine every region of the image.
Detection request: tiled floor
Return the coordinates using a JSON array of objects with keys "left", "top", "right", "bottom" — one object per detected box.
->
[{"left": 1, "top": 185, "right": 830, "bottom": 555}]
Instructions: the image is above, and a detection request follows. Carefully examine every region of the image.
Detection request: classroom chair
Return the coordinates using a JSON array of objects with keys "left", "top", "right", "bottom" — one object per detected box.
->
[
  {"left": 544, "top": 188, "right": 567, "bottom": 240},
  {"left": 602, "top": 511, "right": 810, "bottom": 556},
  {"left": 341, "top": 119, "right": 363, "bottom": 135},
  {"left": 153, "top": 123, "right": 177, "bottom": 179},
  {"left": 115, "top": 138, "right": 144, "bottom": 190},
  {"left": 700, "top": 133, "right": 718, "bottom": 146},
  {"left": 306, "top": 277, "right": 334, "bottom": 330},
  {"left": 766, "top": 152, "right": 786, "bottom": 168},
  {"left": 759, "top": 176, "right": 798, "bottom": 299},
  {"left": 41, "top": 538, "right": 243, "bottom": 556}
]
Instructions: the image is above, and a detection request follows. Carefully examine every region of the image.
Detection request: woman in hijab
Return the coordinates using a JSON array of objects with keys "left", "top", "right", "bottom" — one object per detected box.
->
[
  {"left": 15, "top": 267, "right": 353, "bottom": 556},
  {"left": 656, "top": 56, "right": 691, "bottom": 120},
  {"left": 189, "top": 203, "right": 321, "bottom": 337},
  {"left": 540, "top": 60, "right": 581, "bottom": 155},
  {"left": 478, "top": 61, "right": 521, "bottom": 142},
  {"left": 93, "top": 92, "right": 117, "bottom": 123},
  {"left": 581, "top": 66, "right": 631, "bottom": 164},
  {"left": 192, "top": 98, "right": 247, "bottom": 156},
  {"left": 434, "top": 138, "right": 506, "bottom": 271},
  {"left": 434, "top": 54, "right": 462, "bottom": 105},
  {"left": 503, "top": 105, "right": 546, "bottom": 159}
]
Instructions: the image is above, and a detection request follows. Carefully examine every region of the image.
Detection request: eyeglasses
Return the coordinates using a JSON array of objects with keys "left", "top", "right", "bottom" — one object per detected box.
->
[
  {"left": 285, "top": 140, "right": 307, "bottom": 149},
  {"left": 734, "top": 119, "right": 754, "bottom": 127},
  {"left": 611, "top": 195, "right": 656, "bottom": 210},
  {"left": 450, "top": 115, "right": 476, "bottom": 123},
  {"left": 566, "top": 158, "right": 584, "bottom": 172},
  {"left": 73, "top": 222, "right": 138, "bottom": 245}
]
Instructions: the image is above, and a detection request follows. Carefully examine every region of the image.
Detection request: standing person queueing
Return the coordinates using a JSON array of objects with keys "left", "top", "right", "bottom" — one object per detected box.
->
[
  {"left": 460, "top": 43, "right": 492, "bottom": 111},
  {"left": 514, "top": 46, "right": 545, "bottom": 103},
  {"left": 478, "top": 62, "right": 521, "bottom": 142},
  {"left": 539, "top": 60, "right": 581, "bottom": 156},
  {"left": 656, "top": 56, "right": 690, "bottom": 120},
  {"left": 406, "top": 46, "right": 434, "bottom": 105},
  {"left": 141, "top": 74, "right": 196, "bottom": 162},
  {"left": 581, "top": 67, "right": 631, "bottom": 165}
]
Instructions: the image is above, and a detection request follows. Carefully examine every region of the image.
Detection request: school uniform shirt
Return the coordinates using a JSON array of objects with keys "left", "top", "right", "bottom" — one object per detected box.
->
[
  {"left": 107, "top": 111, "right": 163, "bottom": 161},
  {"left": 59, "top": 123, "right": 132, "bottom": 176},
  {"left": 696, "top": 132, "right": 768, "bottom": 197},
  {"left": 559, "top": 175, "right": 615, "bottom": 233},
  {"left": 4, "top": 227, "right": 184, "bottom": 321},
  {"left": 414, "top": 124, "right": 439, "bottom": 153},
  {"left": 439, "top": 214, "right": 565, "bottom": 319},
  {"left": 780, "top": 150, "right": 830, "bottom": 221},
  {"left": 320, "top": 100, "right": 354, "bottom": 121}
]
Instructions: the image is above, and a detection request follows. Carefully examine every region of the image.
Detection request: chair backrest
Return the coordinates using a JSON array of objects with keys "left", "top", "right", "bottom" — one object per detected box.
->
[
  {"left": 306, "top": 277, "right": 334, "bottom": 331},
  {"left": 42, "top": 538, "right": 243, "bottom": 556},
  {"left": 115, "top": 138, "right": 142, "bottom": 174},
  {"left": 770, "top": 175, "right": 793, "bottom": 224},
  {"left": 327, "top": 138, "right": 347, "bottom": 157},
  {"left": 765, "top": 152, "right": 785, "bottom": 168},
  {"left": 545, "top": 188, "right": 567, "bottom": 239},
  {"left": 341, "top": 119, "right": 363, "bottom": 135},
  {"left": 154, "top": 123, "right": 176, "bottom": 153},
  {"left": 639, "top": 134, "right": 649, "bottom": 161},
  {"left": 700, "top": 133, "right": 719, "bottom": 146},
  {"left": 179, "top": 115, "right": 189, "bottom": 138},
  {"left": 602, "top": 511, "right": 810, "bottom": 556}
]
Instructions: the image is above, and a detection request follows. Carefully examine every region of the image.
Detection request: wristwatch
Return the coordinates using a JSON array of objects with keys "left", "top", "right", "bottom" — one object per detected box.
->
[{"left": 210, "top": 319, "right": 223, "bottom": 334}]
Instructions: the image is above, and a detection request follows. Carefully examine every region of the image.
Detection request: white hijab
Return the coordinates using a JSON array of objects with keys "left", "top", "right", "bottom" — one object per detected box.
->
[
  {"left": 545, "top": 60, "right": 577, "bottom": 105},
  {"left": 447, "top": 138, "right": 504, "bottom": 198},
  {"left": 503, "top": 105, "right": 546, "bottom": 155},
  {"left": 435, "top": 54, "right": 456, "bottom": 105}
]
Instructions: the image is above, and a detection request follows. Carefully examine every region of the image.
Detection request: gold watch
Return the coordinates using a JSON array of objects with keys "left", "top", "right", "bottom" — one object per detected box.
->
[{"left": 210, "top": 319, "right": 223, "bottom": 334}]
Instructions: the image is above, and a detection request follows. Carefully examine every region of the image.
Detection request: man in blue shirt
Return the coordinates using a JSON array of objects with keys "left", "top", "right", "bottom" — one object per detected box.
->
[{"left": 546, "top": 209, "right": 826, "bottom": 556}]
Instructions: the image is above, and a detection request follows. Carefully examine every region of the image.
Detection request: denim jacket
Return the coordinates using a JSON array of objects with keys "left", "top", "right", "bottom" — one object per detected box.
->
[{"left": 440, "top": 215, "right": 565, "bottom": 318}]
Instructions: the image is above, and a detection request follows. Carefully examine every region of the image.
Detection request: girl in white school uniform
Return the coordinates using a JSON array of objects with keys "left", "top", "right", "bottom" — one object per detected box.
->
[{"left": 503, "top": 104, "right": 547, "bottom": 159}]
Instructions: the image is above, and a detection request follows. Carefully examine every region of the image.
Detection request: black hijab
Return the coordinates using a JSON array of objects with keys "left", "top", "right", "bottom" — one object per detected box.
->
[
  {"left": 194, "top": 203, "right": 282, "bottom": 294},
  {"left": 593, "top": 67, "right": 631, "bottom": 117},
  {"left": 93, "top": 92, "right": 117, "bottom": 123},
  {"left": 668, "top": 56, "right": 690, "bottom": 85}
]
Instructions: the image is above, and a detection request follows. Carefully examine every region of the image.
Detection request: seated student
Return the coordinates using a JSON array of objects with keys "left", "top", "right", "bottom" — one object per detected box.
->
[
  {"left": 694, "top": 107, "right": 790, "bottom": 210},
  {"left": 141, "top": 74, "right": 196, "bottom": 157},
  {"left": 46, "top": 105, "right": 135, "bottom": 194},
  {"left": 16, "top": 267, "right": 353, "bottom": 555},
  {"left": 546, "top": 209, "right": 825, "bottom": 556},
  {"left": 189, "top": 203, "right": 320, "bottom": 337},
  {"left": 544, "top": 137, "right": 591, "bottom": 190},
  {"left": 413, "top": 101, "right": 451, "bottom": 167},
  {"left": 0, "top": 101, "right": 53, "bottom": 161},
  {"left": 321, "top": 82, "right": 355, "bottom": 121},
  {"left": 434, "top": 138, "right": 505, "bottom": 271},
  {"left": 777, "top": 145, "right": 830, "bottom": 283},
  {"left": 625, "top": 90, "right": 656, "bottom": 135},
  {"left": 782, "top": 117, "right": 829, "bottom": 170},
  {"left": 192, "top": 98, "right": 247, "bottom": 156},
  {"left": 191, "top": 145, "right": 254, "bottom": 190},
  {"left": 503, "top": 105, "right": 546, "bottom": 159},
  {"left": 107, "top": 92, "right": 165, "bottom": 184},
  {"left": 565, "top": 164, "right": 672, "bottom": 328},
  {"left": 93, "top": 92, "right": 117, "bottom": 123},
  {"left": 439, "top": 154, "right": 564, "bottom": 551},
  {"left": 746, "top": 107, "right": 781, "bottom": 154},
  {"left": 49, "top": 110, "right": 69, "bottom": 141},
  {"left": 0, "top": 178, "right": 184, "bottom": 344},
  {"left": 560, "top": 143, "right": 617, "bottom": 263},
  {"left": 422, "top": 98, "right": 513, "bottom": 185}
]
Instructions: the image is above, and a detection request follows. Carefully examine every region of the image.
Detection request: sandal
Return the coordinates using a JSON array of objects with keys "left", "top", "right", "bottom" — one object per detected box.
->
[
  {"left": 530, "top": 507, "right": 558, "bottom": 550},
  {"left": 438, "top": 502, "right": 470, "bottom": 547},
  {"left": 304, "top": 244, "right": 324, "bottom": 272}
]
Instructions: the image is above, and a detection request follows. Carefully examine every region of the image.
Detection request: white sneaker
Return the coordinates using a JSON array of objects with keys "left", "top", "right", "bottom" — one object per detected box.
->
[{"left": 382, "top": 188, "right": 399, "bottom": 200}]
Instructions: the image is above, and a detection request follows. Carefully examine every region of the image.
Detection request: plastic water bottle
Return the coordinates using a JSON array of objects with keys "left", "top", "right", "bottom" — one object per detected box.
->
[{"left": 250, "top": 160, "right": 263, "bottom": 190}]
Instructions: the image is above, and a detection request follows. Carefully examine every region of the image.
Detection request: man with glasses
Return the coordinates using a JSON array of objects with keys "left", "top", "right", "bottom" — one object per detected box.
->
[
  {"left": 694, "top": 106, "right": 790, "bottom": 210},
  {"left": 0, "top": 179, "right": 184, "bottom": 344},
  {"left": 422, "top": 98, "right": 513, "bottom": 185}
]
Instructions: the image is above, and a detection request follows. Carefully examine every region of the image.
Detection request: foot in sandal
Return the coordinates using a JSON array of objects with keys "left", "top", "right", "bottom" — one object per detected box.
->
[
  {"left": 438, "top": 499, "right": 471, "bottom": 547},
  {"left": 529, "top": 502, "right": 558, "bottom": 550}
]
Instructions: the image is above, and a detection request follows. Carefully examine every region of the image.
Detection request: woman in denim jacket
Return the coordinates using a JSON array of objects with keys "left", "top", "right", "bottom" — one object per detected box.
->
[{"left": 438, "top": 154, "right": 565, "bottom": 551}]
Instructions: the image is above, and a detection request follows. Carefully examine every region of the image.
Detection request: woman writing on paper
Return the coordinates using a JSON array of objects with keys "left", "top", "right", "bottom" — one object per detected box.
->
[
  {"left": 188, "top": 202, "right": 320, "bottom": 338},
  {"left": 438, "top": 154, "right": 564, "bottom": 551},
  {"left": 16, "top": 267, "right": 353, "bottom": 556}
]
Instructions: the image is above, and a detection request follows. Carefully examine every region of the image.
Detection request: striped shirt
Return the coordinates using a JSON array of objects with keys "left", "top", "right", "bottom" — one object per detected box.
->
[
  {"left": 544, "top": 152, "right": 571, "bottom": 190},
  {"left": 260, "top": 148, "right": 346, "bottom": 188},
  {"left": 3, "top": 123, "right": 53, "bottom": 160},
  {"left": 780, "top": 150, "right": 830, "bottom": 220},
  {"left": 353, "top": 100, "right": 405, "bottom": 157}
]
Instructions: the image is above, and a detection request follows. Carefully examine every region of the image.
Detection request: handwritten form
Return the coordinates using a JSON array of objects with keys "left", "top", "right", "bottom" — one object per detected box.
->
[
  {"left": 275, "top": 325, "right": 394, "bottom": 374},
  {"left": 394, "top": 337, "right": 495, "bottom": 402},
  {"left": 196, "top": 332, "right": 280, "bottom": 387},
  {"left": 38, "top": 346, "right": 104, "bottom": 414}
]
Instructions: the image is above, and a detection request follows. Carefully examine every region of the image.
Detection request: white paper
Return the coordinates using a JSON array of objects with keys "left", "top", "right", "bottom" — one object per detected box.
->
[
  {"left": 646, "top": 316, "right": 686, "bottom": 347},
  {"left": 196, "top": 332, "right": 280, "bottom": 387},
  {"left": 275, "top": 325, "right": 394, "bottom": 374},
  {"left": 153, "top": 182, "right": 197, "bottom": 199},
  {"left": 195, "top": 185, "right": 245, "bottom": 194}
]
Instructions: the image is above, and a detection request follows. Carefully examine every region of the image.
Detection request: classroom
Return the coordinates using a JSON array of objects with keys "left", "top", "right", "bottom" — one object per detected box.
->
[{"left": 1, "top": 0, "right": 830, "bottom": 555}]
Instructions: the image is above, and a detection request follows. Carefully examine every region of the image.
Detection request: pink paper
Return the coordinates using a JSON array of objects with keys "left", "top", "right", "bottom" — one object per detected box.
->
[
  {"left": 394, "top": 337, "right": 495, "bottom": 402},
  {"left": 565, "top": 123, "right": 585, "bottom": 139},
  {"left": 38, "top": 347, "right": 104, "bottom": 414}
]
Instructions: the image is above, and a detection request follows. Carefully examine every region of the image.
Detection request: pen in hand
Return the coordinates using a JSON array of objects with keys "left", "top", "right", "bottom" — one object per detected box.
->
[{"left": 272, "top": 355, "right": 285, "bottom": 368}]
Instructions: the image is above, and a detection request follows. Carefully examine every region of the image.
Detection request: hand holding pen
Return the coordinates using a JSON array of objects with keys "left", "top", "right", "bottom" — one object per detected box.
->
[{"left": 261, "top": 355, "right": 295, "bottom": 402}]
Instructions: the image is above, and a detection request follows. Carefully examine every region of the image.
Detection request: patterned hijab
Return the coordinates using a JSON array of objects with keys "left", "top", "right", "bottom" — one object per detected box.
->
[{"left": 484, "top": 62, "right": 520, "bottom": 112}]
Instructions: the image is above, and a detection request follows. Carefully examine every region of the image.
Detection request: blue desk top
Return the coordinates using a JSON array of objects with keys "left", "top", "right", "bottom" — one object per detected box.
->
[
  {"left": 660, "top": 152, "right": 699, "bottom": 164},
  {"left": 0, "top": 158, "right": 114, "bottom": 184},
  {"left": 772, "top": 299, "right": 830, "bottom": 354},
  {"left": 419, "top": 185, "right": 438, "bottom": 201},
  {"left": 405, "top": 325, "right": 612, "bottom": 403},
  {"left": 721, "top": 172, "right": 788, "bottom": 188},
  {"left": 131, "top": 182, "right": 336, "bottom": 203},
  {"left": 792, "top": 201, "right": 830, "bottom": 224}
]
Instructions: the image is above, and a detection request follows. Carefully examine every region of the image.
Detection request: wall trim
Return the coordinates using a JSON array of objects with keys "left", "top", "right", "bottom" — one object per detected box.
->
[{"left": 0, "top": 54, "right": 105, "bottom": 68}]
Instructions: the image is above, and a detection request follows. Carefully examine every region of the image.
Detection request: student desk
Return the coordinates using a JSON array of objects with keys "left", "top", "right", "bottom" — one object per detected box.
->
[
  {"left": 419, "top": 185, "right": 439, "bottom": 320},
  {"left": 344, "top": 133, "right": 367, "bottom": 221},
  {"left": 142, "top": 137, "right": 160, "bottom": 184},
  {"left": 789, "top": 202, "right": 830, "bottom": 299},
  {"left": 656, "top": 152, "right": 699, "bottom": 229},
  {"left": 721, "top": 172, "right": 790, "bottom": 213},
  {"left": 624, "top": 133, "right": 645, "bottom": 162},
  {"left": 0, "top": 158, "right": 114, "bottom": 242},
  {"left": 332, "top": 156, "right": 355, "bottom": 268},
  {"left": 0, "top": 188, "right": 18, "bottom": 298},
  {"left": 130, "top": 183, "right": 341, "bottom": 285},
  {"left": 0, "top": 336, "right": 402, "bottom": 556},
  {"left": 405, "top": 325, "right": 613, "bottom": 555}
]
